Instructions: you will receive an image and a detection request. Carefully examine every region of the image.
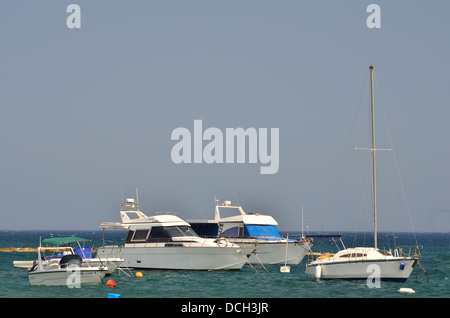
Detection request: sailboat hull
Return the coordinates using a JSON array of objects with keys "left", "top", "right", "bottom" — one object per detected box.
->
[{"left": 305, "top": 255, "right": 417, "bottom": 281}]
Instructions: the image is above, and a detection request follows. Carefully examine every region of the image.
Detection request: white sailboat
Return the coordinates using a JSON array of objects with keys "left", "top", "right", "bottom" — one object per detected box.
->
[{"left": 305, "top": 66, "right": 420, "bottom": 281}]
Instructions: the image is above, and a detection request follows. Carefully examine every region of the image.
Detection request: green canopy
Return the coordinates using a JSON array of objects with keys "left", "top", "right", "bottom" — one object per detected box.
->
[{"left": 41, "top": 237, "right": 91, "bottom": 246}]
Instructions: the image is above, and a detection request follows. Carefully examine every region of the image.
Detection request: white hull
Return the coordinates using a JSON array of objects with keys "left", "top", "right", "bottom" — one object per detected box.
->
[
  {"left": 85, "top": 258, "right": 123, "bottom": 275},
  {"left": 98, "top": 245, "right": 255, "bottom": 270},
  {"left": 28, "top": 267, "right": 106, "bottom": 286},
  {"left": 13, "top": 260, "right": 34, "bottom": 269},
  {"left": 228, "top": 240, "right": 311, "bottom": 265},
  {"left": 15, "top": 258, "right": 123, "bottom": 275},
  {"left": 305, "top": 248, "right": 418, "bottom": 281}
]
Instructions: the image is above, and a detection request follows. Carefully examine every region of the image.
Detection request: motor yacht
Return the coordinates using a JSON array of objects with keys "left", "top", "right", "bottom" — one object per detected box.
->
[
  {"left": 98, "top": 198, "right": 256, "bottom": 270},
  {"left": 189, "top": 200, "right": 313, "bottom": 265}
]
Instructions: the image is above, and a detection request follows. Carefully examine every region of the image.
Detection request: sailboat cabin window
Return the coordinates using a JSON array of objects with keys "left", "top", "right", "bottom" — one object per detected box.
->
[
  {"left": 377, "top": 249, "right": 392, "bottom": 256},
  {"left": 339, "top": 253, "right": 367, "bottom": 258}
]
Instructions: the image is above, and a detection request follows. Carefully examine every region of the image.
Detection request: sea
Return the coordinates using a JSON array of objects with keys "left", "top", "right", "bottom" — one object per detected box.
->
[{"left": 0, "top": 230, "right": 448, "bottom": 307}]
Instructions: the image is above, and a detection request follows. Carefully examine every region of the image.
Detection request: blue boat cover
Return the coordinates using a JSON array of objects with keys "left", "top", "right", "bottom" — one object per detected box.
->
[
  {"left": 74, "top": 246, "right": 92, "bottom": 259},
  {"left": 244, "top": 225, "right": 281, "bottom": 240}
]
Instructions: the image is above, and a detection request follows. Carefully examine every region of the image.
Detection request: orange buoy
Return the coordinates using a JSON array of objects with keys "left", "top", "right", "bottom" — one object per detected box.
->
[{"left": 106, "top": 279, "right": 116, "bottom": 287}]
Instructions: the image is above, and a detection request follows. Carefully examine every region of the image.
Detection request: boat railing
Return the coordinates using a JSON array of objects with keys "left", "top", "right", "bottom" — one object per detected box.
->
[
  {"left": 217, "top": 236, "right": 271, "bottom": 243},
  {"left": 122, "top": 237, "right": 257, "bottom": 249},
  {"left": 215, "top": 235, "right": 312, "bottom": 242},
  {"left": 97, "top": 245, "right": 124, "bottom": 258},
  {"left": 306, "top": 252, "right": 335, "bottom": 263},
  {"left": 152, "top": 211, "right": 178, "bottom": 216},
  {"left": 392, "top": 245, "right": 423, "bottom": 259}
]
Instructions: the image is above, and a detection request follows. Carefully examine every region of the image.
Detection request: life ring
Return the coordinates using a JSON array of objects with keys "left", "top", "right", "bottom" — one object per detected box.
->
[{"left": 216, "top": 238, "right": 228, "bottom": 247}]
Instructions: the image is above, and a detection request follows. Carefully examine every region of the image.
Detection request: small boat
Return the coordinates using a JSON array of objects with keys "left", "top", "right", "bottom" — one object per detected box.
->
[
  {"left": 15, "top": 236, "right": 123, "bottom": 275},
  {"left": 305, "top": 66, "right": 420, "bottom": 281},
  {"left": 189, "top": 200, "right": 313, "bottom": 265},
  {"left": 28, "top": 246, "right": 108, "bottom": 286},
  {"left": 280, "top": 234, "right": 291, "bottom": 273},
  {"left": 98, "top": 197, "right": 257, "bottom": 270}
]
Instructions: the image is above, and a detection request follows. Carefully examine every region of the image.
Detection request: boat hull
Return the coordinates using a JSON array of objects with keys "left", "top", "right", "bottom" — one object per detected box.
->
[
  {"left": 15, "top": 258, "right": 123, "bottom": 275},
  {"left": 85, "top": 258, "right": 123, "bottom": 275},
  {"left": 305, "top": 257, "right": 417, "bottom": 281},
  {"left": 232, "top": 240, "right": 311, "bottom": 265},
  {"left": 98, "top": 245, "right": 255, "bottom": 270},
  {"left": 28, "top": 267, "right": 106, "bottom": 286}
]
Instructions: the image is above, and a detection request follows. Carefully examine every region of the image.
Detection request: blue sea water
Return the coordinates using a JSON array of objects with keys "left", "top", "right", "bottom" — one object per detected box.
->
[{"left": 0, "top": 230, "right": 448, "bottom": 299}]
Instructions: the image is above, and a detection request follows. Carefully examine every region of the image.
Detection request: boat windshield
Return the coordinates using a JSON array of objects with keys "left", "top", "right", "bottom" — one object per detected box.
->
[
  {"left": 126, "top": 226, "right": 198, "bottom": 243},
  {"left": 221, "top": 224, "right": 281, "bottom": 240},
  {"left": 245, "top": 225, "right": 281, "bottom": 240},
  {"left": 377, "top": 249, "right": 392, "bottom": 256},
  {"left": 165, "top": 226, "right": 198, "bottom": 237}
]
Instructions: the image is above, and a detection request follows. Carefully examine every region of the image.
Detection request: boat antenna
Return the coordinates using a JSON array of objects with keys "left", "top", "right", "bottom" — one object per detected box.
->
[
  {"left": 229, "top": 186, "right": 241, "bottom": 206},
  {"left": 200, "top": 208, "right": 206, "bottom": 220},
  {"left": 301, "top": 205, "right": 304, "bottom": 238},
  {"left": 136, "top": 188, "right": 139, "bottom": 210}
]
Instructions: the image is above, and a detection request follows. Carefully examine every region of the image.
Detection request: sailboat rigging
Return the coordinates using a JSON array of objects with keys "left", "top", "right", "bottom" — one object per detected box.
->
[
  {"left": 305, "top": 66, "right": 421, "bottom": 281},
  {"left": 354, "top": 65, "right": 392, "bottom": 249}
]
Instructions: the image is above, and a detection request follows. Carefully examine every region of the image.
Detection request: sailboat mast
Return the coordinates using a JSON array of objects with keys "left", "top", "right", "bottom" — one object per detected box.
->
[{"left": 370, "top": 65, "right": 378, "bottom": 249}]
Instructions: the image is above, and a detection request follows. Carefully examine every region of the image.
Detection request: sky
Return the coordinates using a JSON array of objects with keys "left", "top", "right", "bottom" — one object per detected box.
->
[{"left": 0, "top": 1, "right": 449, "bottom": 232}]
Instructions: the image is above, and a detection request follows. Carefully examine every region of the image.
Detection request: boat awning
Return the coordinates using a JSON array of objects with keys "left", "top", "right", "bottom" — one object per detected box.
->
[{"left": 42, "top": 237, "right": 91, "bottom": 246}]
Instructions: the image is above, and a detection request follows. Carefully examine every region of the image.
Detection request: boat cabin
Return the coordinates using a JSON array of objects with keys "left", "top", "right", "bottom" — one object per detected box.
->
[
  {"left": 190, "top": 200, "right": 282, "bottom": 240},
  {"left": 125, "top": 225, "right": 198, "bottom": 244}
]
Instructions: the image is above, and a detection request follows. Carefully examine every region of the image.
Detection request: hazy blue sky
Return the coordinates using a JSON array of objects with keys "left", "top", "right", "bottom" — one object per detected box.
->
[{"left": 1, "top": 1, "right": 449, "bottom": 232}]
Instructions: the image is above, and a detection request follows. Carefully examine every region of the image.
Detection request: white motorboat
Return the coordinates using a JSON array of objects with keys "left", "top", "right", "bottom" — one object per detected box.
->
[
  {"left": 305, "top": 66, "right": 420, "bottom": 281},
  {"left": 189, "top": 200, "right": 313, "bottom": 265},
  {"left": 28, "top": 246, "right": 108, "bottom": 286},
  {"left": 15, "top": 236, "right": 123, "bottom": 275},
  {"left": 98, "top": 197, "right": 256, "bottom": 270}
]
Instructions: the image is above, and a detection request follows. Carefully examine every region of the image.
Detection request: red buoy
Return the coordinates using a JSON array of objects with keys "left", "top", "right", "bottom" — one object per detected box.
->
[{"left": 106, "top": 279, "right": 116, "bottom": 287}]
